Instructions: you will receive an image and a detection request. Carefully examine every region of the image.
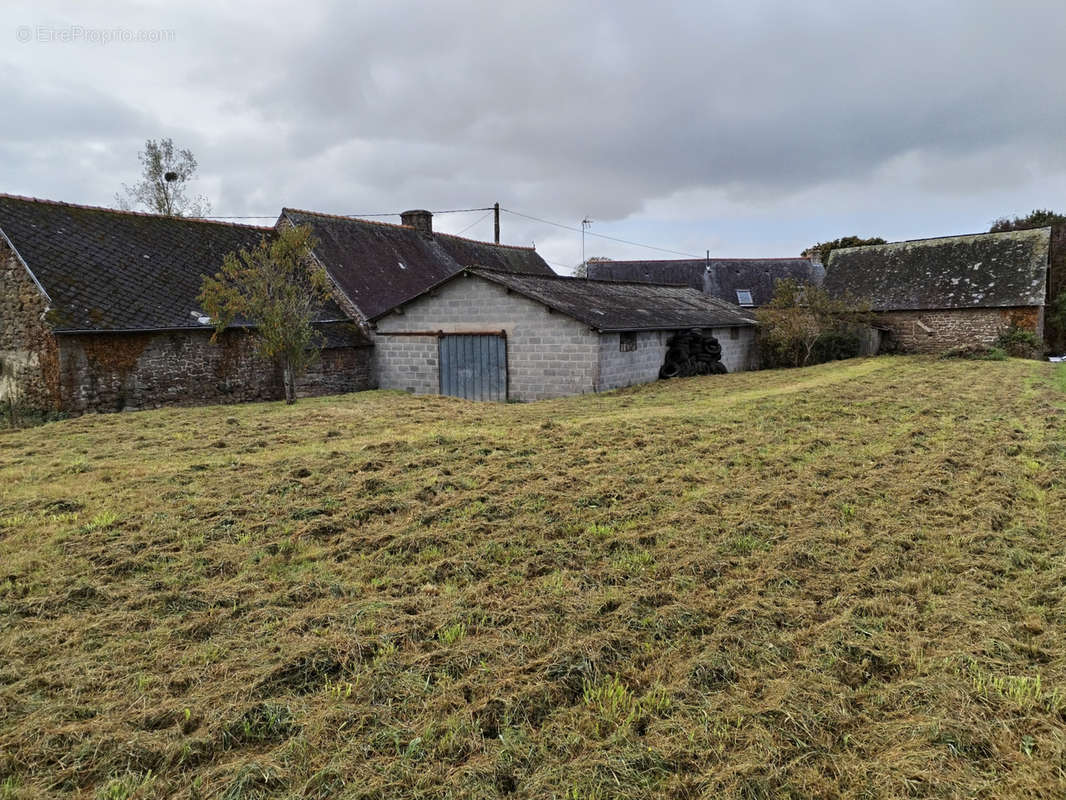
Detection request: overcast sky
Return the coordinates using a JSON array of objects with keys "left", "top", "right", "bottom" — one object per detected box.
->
[{"left": 4, "top": 0, "right": 1066, "bottom": 273}]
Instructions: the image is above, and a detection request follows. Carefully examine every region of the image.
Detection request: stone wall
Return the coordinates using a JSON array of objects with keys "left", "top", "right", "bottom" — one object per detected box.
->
[
  {"left": 374, "top": 275, "right": 601, "bottom": 401},
  {"left": 875, "top": 306, "right": 1041, "bottom": 353},
  {"left": 55, "top": 329, "right": 372, "bottom": 412},
  {"left": 0, "top": 239, "right": 60, "bottom": 410}
]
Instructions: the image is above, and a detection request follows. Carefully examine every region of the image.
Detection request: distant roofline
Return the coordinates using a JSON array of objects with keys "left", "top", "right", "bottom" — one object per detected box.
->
[
  {"left": 831, "top": 226, "right": 1052, "bottom": 256},
  {"left": 281, "top": 206, "right": 538, "bottom": 252},
  {"left": 0, "top": 192, "right": 277, "bottom": 232}
]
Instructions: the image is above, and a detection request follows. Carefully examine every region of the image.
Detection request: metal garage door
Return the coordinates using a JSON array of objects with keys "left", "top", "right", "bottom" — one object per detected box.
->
[{"left": 438, "top": 334, "right": 507, "bottom": 402}]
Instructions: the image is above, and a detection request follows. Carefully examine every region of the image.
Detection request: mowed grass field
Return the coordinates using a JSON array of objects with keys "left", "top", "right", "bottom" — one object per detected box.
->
[{"left": 2, "top": 357, "right": 1066, "bottom": 799}]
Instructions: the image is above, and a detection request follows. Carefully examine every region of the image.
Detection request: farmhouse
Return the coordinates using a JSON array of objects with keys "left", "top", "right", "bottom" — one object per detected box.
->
[
  {"left": 371, "top": 268, "right": 756, "bottom": 401},
  {"left": 0, "top": 194, "right": 372, "bottom": 412},
  {"left": 823, "top": 228, "right": 1051, "bottom": 353},
  {"left": 587, "top": 257, "right": 823, "bottom": 308}
]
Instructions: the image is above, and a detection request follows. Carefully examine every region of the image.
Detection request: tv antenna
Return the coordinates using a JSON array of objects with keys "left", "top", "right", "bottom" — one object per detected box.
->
[{"left": 581, "top": 217, "right": 593, "bottom": 270}]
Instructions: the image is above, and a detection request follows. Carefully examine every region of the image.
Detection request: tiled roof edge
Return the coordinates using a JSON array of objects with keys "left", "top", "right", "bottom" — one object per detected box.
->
[
  {"left": 0, "top": 192, "right": 277, "bottom": 232},
  {"left": 0, "top": 222, "right": 52, "bottom": 303},
  {"left": 51, "top": 317, "right": 356, "bottom": 335}
]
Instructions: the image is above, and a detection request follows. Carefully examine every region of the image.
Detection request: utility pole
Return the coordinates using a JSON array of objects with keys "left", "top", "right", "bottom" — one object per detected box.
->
[{"left": 493, "top": 202, "right": 500, "bottom": 244}]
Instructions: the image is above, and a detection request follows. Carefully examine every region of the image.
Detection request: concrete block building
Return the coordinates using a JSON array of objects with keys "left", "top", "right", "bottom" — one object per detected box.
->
[
  {"left": 823, "top": 228, "right": 1051, "bottom": 353},
  {"left": 372, "top": 268, "right": 756, "bottom": 401}
]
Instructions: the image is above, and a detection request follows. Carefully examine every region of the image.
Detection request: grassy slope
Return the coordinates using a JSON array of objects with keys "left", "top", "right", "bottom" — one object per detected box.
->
[{"left": 1, "top": 357, "right": 1065, "bottom": 799}]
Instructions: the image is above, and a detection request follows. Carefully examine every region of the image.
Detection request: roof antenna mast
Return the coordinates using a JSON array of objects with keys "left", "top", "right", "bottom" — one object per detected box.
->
[{"left": 581, "top": 217, "right": 593, "bottom": 273}]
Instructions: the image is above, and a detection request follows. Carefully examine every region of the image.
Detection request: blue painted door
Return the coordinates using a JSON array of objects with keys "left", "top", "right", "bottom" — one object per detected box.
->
[{"left": 438, "top": 334, "right": 507, "bottom": 402}]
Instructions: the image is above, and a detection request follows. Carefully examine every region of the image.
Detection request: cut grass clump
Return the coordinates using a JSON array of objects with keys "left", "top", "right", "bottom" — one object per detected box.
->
[
  {"left": 2, "top": 357, "right": 1066, "bottom": 797},
  {"left": 222, "top": 703, "right": 299, "bottom": 748},
  {"left": 255, "top": 649, "right": 348, "bottom": 697},
  {"left": 940, "top": 344, "right": 1008, "bottom": 360}
]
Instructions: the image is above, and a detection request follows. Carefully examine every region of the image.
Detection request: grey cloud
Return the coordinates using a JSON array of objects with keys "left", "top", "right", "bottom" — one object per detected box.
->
[
  {"left": 241, "top": 0, "right": 1066, "bottom": 221},
  {"left": 3, "top": 0, "right": 1066, "bottom": 267},
  {"left": 0, "top": 65, "right": 151, "bottom": 143}
]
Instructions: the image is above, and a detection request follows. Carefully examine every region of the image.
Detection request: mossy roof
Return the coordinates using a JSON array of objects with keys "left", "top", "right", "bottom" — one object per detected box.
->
[
  {"left": 823, "top": 228, "right": 1051, "bottom": 311},
  {"left": 0, "top": 193, "right": 356, "bottom": 337}
]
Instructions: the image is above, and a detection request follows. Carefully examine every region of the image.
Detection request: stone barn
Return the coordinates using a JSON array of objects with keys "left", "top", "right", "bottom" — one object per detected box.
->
[
  {"left": 823, "top": 228, "right": 1051, "bottom": 353},
  {"left": 0, "top": 194, "right": 372, "bottom": 413},
  {"left": 371, "top": 268, "right": 756, "bottom": 401},
  {"left": 587, "top": 257, "right": 823, "bottom": 308}
]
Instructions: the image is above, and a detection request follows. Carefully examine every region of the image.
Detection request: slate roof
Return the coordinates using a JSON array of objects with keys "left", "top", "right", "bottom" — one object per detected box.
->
[
  {"left": 587, "top": 258, "right": 823, "bottom": 307},
  {"left": 0, "top": 193, "right": 357, "bottom": 336},
  {"left": 823, "top": 229, "right": 1051, "bottom": 311},
  {"left": 376, "top": 268, "right": 757, "bottom": 332},
  {"left": 282, "top": 208, "right": 555, "bottom": 320}
]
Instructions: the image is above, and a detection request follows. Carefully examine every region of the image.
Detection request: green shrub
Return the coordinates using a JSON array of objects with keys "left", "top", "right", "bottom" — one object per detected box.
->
[
  {"left": 756, "top": 279, "right": 871, "bottom": 369},
  {"left": 811, "top": 331, "right": 862, "bottom": 363},
  {"left": 995, "top": 326, "right": 1042, "bottom": 358}
]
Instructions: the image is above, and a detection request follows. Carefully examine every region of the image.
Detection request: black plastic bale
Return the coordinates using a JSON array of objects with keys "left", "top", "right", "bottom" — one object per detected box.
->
[{"left": 659, "top": 330, "right": 728, "bottom": 379}]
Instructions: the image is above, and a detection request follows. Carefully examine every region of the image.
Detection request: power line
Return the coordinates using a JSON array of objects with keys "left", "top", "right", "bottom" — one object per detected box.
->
[
  {"left": 500, "top": 207, "right": 702, "bottom": 259},
  {"left": 455, "top": 211, "right": 493, "bottom": 236},
  {"left": 544, "top": 258, "right": 582, "bottom": 271}
]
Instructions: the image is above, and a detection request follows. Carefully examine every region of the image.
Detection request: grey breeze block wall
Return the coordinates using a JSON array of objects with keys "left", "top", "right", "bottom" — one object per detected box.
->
[
  {"left": 55, "top": 330, "right": 373, "bottom": 413},
  {"left": 596, "top": 326, "right": 756, "bottom": 392},
  {"left": 374, "top": 276, "right": 600, "bottom": 401}
]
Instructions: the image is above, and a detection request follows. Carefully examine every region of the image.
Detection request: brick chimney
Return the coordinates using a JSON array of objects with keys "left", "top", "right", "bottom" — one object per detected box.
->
[{"left": 400, "top": 209, "right": 433, "bottom": 237}]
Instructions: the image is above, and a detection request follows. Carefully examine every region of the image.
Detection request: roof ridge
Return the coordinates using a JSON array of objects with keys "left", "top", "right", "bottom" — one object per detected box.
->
[
  {"left": 283, "top": 206, "right": 413, "bottom": 232},
  {"left": 0, "top": 192, "right": 276, "bottom": 232},
  {"left": 283, "top": 207, "right": 536, "bottom": 251},
  {"left": 434, "top": 229, "right": 535, "bottom": 252}
]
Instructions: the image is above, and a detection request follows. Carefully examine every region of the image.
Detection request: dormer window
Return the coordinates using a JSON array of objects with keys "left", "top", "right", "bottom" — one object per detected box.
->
[{"left": 736, "top": 290, "right": 754, "bottom": 307}]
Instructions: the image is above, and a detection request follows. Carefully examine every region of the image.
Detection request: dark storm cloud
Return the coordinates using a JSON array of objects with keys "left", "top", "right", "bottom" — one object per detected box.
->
[{"left": 243, "top": 0, "right": 1066, "bottom": 218}]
